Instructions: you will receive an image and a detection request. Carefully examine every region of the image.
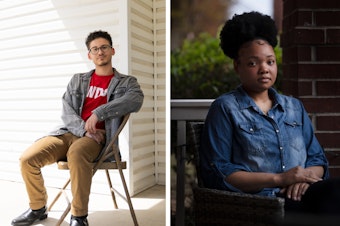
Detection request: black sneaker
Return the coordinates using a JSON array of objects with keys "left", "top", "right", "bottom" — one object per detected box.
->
[
  {"left": 70, "top": 215, "right": 89, "bottom": 226},
  {"left": 11, "top": 207, "right": 48, "bottom": 226}
]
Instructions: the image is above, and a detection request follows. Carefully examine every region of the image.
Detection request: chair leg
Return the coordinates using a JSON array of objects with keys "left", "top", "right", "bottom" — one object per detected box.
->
[
  {"left": 56, "top": 204, "right": 71, "bottom": 226},
  {"left": 114, "top": 154, "right": 139, "bottom": 226},
  {"left": 48, "top": 178, "right": 71, "bottom": 226},
  {"left": 48, "top": 178, "right": 71, "bottom": 211},
  {"left": 105, "top": 169, "right": 119, "bottom": 209}
]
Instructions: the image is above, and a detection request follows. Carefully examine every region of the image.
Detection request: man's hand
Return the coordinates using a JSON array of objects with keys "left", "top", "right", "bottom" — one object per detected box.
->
[
  {"left": 85, "top": 114, "right": 99, "bottom": 133},
  {"left": 85, "top": 129, "right": 106, "bottom": 144}
]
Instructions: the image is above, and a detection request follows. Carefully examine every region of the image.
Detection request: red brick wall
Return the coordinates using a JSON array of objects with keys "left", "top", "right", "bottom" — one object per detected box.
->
[{"left": 281, "top": 0, "right": 340, "bottom": 177}]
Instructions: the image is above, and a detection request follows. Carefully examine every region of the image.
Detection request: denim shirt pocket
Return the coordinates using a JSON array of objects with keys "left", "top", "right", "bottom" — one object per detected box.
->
[
  {"left": 238, "top": 122, "right": 266, "bottom": 156},
  {"left": 284, "top": 120, "right": 302, "bottom": 129},
  {"left": 109, "top": 87, "right": 127, "bottom": 100},
  {"left": 70, "top": 90, "right": 83, "bottom": 113},
  {"left": 283, "top": 120, "right": 305, "bottom": 153},
  {"left": 71, "top": 89, "right": 83, "bottom": 98}
]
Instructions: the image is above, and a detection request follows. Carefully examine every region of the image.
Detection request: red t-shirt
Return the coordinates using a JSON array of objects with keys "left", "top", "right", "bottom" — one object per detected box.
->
[{"left": 81, "top": 72, "right": 114, "bottom": 129}]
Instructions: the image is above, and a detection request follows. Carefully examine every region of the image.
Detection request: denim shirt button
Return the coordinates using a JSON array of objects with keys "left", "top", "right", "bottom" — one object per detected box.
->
[{"left": 276, "top": 129, "right": 279, "bottom": 133}]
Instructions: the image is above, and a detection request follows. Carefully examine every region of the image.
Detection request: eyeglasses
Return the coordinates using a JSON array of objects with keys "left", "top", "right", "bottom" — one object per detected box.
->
[{"left": 88, "top": 45, "right": 112, "bottom": 55}]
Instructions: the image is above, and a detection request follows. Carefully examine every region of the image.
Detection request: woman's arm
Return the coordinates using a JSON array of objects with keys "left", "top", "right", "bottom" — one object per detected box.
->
[{"left": 226, "top": 165, "right": 323, "bottom": 193}]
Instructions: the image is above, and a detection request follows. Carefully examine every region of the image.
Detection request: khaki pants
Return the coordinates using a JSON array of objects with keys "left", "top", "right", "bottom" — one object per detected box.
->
[{"left": 19, "top": 133, "right": 102, "bottom": 216}]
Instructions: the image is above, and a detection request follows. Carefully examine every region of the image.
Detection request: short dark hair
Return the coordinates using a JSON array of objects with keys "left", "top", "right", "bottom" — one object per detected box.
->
[
  {"left": 220, "top": 11, "right": 278, "bottom": 59},
  {"left": 85, "top": 30, "right": 113, "bottom": 50}
]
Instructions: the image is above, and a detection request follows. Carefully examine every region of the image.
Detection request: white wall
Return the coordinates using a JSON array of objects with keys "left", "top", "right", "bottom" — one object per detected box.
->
[
  {"left": 0, "top": 0, "right": 165, "bottom": 196},
  {"left": 128, "top": 0, "right": 166, "bottom": 193}
]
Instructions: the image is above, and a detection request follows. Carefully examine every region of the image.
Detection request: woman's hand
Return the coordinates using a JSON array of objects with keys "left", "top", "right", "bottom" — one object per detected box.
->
[
  {"left": 279, "top": 166, "right": 323, "bottom": 187},
  {"left": 280, "top": 182, "right": 310, "bottom": 201},
  {"left": 278, "top": 166, "right": 324, "bottom": 201}
]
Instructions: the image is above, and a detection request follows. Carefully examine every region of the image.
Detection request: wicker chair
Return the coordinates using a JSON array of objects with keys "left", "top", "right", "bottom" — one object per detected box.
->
[{"left": 187, "top": 121, "right": 285, "bottom": 226}]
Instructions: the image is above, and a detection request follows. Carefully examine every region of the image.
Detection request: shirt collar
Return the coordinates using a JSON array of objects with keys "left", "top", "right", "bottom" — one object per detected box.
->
[{"left": 234, "top": 86, "right": 284, "bottom": 112}]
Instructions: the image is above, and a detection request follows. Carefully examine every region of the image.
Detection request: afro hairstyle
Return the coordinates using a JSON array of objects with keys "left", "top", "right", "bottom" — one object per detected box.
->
[{"left": 220, "top": 11, "right": 278, "bottom": 59}]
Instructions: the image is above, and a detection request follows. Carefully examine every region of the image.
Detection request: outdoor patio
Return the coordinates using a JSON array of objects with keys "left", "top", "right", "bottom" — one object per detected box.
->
[{"left": 0, "top": 180, "right": 165, "bottom": 226}]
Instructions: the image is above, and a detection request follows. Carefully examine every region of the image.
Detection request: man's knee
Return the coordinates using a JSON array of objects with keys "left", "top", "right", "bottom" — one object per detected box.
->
[
  {"left": 19, "top": 147, "right": 40, "bottom": 170},
  {"left": 67, "top": 146, "right": 95, "bottom": 164},
  {"left": 67, "top": 138, "right": 102, "bottom": 163}
]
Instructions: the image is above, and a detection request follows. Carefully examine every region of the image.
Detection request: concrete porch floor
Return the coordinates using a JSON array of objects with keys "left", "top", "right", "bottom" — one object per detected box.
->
[{"left": 0, "top": 180, "right": 165, "bottom": 226}]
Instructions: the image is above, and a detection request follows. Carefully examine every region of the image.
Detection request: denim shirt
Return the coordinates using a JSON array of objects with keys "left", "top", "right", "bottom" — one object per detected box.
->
[
  {"left": 48, "top": 68, "right": 144, "bottom": 151},
  {"left": 200, "top": 86, "right": 329, "bottom": 197}
]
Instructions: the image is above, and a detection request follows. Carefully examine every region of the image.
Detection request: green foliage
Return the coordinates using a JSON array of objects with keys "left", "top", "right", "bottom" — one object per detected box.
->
[
  {"left": 171, "top": 33, "right": 282, "bottom": 99},
  {"left": 171, "top": 33, "right": 238, "bottom": 99}
]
